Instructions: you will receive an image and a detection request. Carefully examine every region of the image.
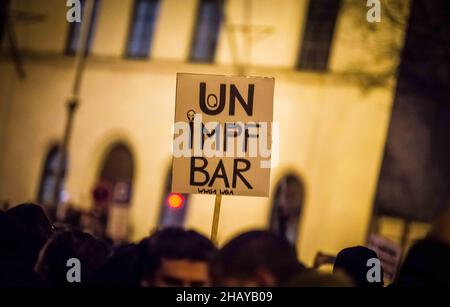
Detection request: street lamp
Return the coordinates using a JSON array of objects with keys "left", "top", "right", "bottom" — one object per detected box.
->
[{"left": 51, "top": 0, "right": 95, "bottom": 217}]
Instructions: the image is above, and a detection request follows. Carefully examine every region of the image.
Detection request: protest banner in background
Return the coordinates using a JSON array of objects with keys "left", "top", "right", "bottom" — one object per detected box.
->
[
  {"left": 172, "top": 73, "right": 275, "bottom": 197},
  {"left": 368, "top": 234, "right": 402, "bottom": 281}
]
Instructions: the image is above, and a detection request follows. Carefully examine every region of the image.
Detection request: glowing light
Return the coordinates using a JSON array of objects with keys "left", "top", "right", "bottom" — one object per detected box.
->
[{"left": 166, "top": 193, "right": 185, "bottom": 209}]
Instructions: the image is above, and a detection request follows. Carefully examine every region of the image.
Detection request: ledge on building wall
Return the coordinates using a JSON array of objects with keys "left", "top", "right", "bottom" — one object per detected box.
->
[{"left": 0, "top": 49, "right": 395, "bottom": 91}]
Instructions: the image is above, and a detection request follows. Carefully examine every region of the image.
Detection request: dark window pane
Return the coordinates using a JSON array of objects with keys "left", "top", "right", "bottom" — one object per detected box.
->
[
  {"left": 65, "top": 0, "right": 101, "bottom": 55},
  {"left": 190, "top": 0, "right": 223, "bottom": 62},
  {"left": 126, "top": 0, "right": 160, "bottom": 58},
  {"left": 100, "top": 143, "right": 134, "bottom": 184},
  {"left": 298, "top": 0, "right": 341, "bottom": 71},
  {"left": 38, "top": 146, "right": 68, "bottom": 205}
]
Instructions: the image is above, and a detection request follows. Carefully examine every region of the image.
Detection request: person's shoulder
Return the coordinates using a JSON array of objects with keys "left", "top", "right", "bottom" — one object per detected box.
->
[{"left": 283, "top": 268, "right": 354, "bottom": 287}]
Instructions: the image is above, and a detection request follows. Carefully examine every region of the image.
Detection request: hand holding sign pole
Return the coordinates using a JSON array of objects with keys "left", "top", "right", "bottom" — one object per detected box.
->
[{"left": 172, "top": 73, "right": 275, "bottom": 244}]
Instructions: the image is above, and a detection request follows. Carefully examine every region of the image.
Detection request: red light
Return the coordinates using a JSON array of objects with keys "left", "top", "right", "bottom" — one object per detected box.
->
[{"left": 166, "top": 193, "right": 185, "bottom": 209}]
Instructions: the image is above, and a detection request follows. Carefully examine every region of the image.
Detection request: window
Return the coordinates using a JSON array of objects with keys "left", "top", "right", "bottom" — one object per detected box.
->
[
  {"left": 65, "top": 0, "right": 101, "bottom": 55},
  {"left": 190, "top": 0, "right": 223, "bottom": 62},
  {"left": 92, "top": 142, "right": 134, "bottom": 241},
  {"left": 126, "top": 0, "right": 160, "bottom": 58},
  {"left": 270, "top": 174, "right": 304, "bottom": 245},
  {"left": 297, "top": 0, "right": 341, "bottom": 71},
  {"left": 99, "top": 143, "right": 134, "bottom": 187},
  {"left": 38, "top": 145, "right": 68, "bottom": 205},
  {"left": 158, "top": 167, "right": 189, "bottom": 228}
]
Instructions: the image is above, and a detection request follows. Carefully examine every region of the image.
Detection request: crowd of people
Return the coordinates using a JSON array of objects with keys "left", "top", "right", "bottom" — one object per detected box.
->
[{"left": 0, "top": 203, "right": 449, "bottom": 287}]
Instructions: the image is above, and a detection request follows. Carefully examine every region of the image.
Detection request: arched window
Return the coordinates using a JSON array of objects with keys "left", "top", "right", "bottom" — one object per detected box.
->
[
  {"left": 270, "top": 174, "right": 304, "bottom": 245},
  {"left": 93, "top": 142, "right": 134, "bottom": 241},
  {"left": 158, "top": 167, "right": 189, "bottom": 228},
  {"left": 38, "top": 145, "right": 68, "bottom": 205},
  {"left": 99, "top": 143, "right": 134, "bottom": 188}
]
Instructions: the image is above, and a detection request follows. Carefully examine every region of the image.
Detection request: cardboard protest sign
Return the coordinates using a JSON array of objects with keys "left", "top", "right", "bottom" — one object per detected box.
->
[
  {"left": 172, "top": 73, "right": 275, "bottom": 197},
  {"left": 367, "top": 234, "right": 402, "bottom": 281}
]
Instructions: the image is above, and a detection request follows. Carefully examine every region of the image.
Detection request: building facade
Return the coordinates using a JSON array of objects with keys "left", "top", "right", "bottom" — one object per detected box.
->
[{"left": 0, "top": 0, "right": 409, "bottom": 266}]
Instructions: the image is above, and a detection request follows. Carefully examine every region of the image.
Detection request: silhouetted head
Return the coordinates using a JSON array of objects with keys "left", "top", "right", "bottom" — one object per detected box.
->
[
  {"left": 394, "top": 238, "right": 450, "bottom": 287},
  {"left": 35, "top": 230, "right": 110, "bottom": 287},
  {"left": 6, "top": 203, "right": 53, "bottom": 267},
  {"left": 333, "top": 246, "right": 384, "bottom": 287},
  {"left": 140, "top": 227, "right": 217, "bottom": 287},
  {"left": 392, "top": 204, "right": 449, "bottom": 286},
  {"left": 0, "top": 210, "right": 24, "bottom": 255},
  {"left": 92, "top": 243, "right": 144, "bottom": 287},
  {"left": 6, "top": 203, "right": 53, "bottom": 245},
  {"left": 210, "top": 230, "right": 305, "bottom": 286},
  {"left": 0, "top": 211, "right": 41, "bottom": 287}
]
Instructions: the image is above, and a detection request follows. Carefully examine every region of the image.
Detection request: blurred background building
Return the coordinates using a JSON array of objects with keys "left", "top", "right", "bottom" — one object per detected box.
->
[{"left": 2, "top": 0, "right": 448, "bottom": 269}]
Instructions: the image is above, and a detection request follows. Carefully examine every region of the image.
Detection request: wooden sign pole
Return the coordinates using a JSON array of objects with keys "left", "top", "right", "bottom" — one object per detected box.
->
[{"left": 210, "top": 191, "right": 222, "bottom": 245}]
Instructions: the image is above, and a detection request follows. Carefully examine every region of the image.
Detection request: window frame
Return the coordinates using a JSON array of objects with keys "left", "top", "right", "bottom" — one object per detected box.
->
[
  {"left": 64, "top": 0, "right": 101, "bottom": 56},
  {"left": 189, "top": 0, "right": 223, "bottom": 63},
  {"left": 296, "top": 0, "right": 341, "bottom": 72},
  {"left": 124, "top": 0, "right": 160, "bottom": 59}
]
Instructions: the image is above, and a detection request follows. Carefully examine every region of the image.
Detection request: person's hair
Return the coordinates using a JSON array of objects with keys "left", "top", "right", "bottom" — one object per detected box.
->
[
  {"left": 285, "top": 269, "right": 354, "bottom": 287},
  {"left": 92, "top": 243, "right": 144, "bottom": 287},
  {"left": 35, "top": 230, "right": 110, "bottom": 287},
  {"left": 139, "top": 227, "right": 217, "bottom": 281},
  {"left": 0, "top": 211, "right": 42, "bottom": 287},
  {"left": 209, "top": 230, "right": 304, "bottom": 286},
  {"left": 333, "top": 246, "right": 384, "bottom": 287},
  {"left": 6, "top": 203, "right": 53, "bottom": 246},
  {"left": 6, "top": 203, "right": 54, "bottom": 269},
  {"left": 0, "top": 210, "right": 24, "bottom": 255},
  {"left": 394, "top": 238, "right": 450, "bottom": 287}
]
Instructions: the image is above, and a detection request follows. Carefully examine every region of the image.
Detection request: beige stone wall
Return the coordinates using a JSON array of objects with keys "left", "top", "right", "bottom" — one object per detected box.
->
[{"left": 0, "top": 0, "right": 409, "bottom": 265}]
